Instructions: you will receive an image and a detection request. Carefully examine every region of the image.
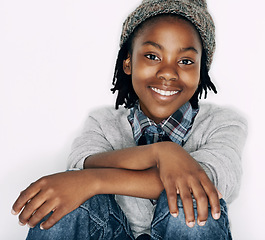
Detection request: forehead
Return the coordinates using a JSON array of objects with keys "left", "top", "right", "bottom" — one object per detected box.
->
[{"left": 132, "top": 14, "right": 202, "bottom": 50}]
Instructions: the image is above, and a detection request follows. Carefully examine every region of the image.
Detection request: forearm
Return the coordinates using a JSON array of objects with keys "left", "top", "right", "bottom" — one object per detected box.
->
[
  {"left": 11, "top": 168, "right": 164, "bottom": 230},
  {"left": 84, "top": 144, "right": 158, "bottom": 170},
  {"left": 88, "top": 167, "right": 164, "bottom": 200}
]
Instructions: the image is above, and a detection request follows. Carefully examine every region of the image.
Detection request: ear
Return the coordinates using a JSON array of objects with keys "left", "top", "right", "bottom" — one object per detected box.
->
[{"left": 123, "top": 54, "right": 132, "bottom": 75}]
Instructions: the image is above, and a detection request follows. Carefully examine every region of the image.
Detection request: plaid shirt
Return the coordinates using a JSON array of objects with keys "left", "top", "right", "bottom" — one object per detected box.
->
[{"left": 128, "top": 102, "right": 199, "bottom": 147}]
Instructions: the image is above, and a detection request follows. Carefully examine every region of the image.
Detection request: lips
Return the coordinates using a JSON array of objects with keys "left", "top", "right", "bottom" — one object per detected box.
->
[{"left": 150, "top": 87, "right": 181, "bottom": 96}]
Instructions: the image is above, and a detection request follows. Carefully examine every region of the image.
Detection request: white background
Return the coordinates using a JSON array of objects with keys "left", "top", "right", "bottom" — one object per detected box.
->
[{"left": 1, "top": 0, "right": 264, "bottom": 239}]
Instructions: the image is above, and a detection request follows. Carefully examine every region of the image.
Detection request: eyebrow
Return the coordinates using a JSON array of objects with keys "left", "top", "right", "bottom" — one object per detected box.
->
[
  {"left": 142, "top": 41, "right": 199, "bottom": 54},
  {"left": 142, "top": 41, "right": 163, "bottom": 50},
  {"left": 179, "top": 47, "right": 199, "bottom": 54}
]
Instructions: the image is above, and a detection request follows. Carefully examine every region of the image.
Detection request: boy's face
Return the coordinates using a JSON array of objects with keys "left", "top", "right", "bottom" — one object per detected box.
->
[{"left": 123, "top": 16, "right": 202, "bottom": 123}]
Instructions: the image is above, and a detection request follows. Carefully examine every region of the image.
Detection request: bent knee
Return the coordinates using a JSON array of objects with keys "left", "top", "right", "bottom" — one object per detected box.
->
[{"left": 152, "top": 195, "right": 231, "bottom": 239}]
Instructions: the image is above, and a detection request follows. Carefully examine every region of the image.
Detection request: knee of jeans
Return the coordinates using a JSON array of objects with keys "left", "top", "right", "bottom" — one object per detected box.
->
[
  {"left": 80, "top": 194, "right": 134, "bottom": 239},
  {"left": 80, "top": 194, "right": 115, "bottom": 225},
  {"left": 27, "top": 195, "right": 132, "bottom": 240},
  {"left": 154, "top": 215, "right": 231, "bottom": 240},
  {"left": 152, "top": 197, "right": 231, "bottom": 240}
]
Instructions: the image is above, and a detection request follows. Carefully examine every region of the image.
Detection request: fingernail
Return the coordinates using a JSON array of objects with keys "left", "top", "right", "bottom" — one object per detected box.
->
[
  {"left": 40, "top": 223, "right": 44, "bottom": 230},
  {"left": 27, "top": 223, "right": 33, "bottom": 228},
  {"left": 11, "top": 209, "right": 18, "bottom": 215},
  {"left": 171, "top": 213, "right": 178, "bottom": 218},
  {"left": 187, "top": 221, "right": 195, "bottom": 228},
  {"left": 198, "top": 220, "right": 206, "bottom": 226},
  {"left": 213, "top": 212, "right": 220, "bottom": 220},
  {"left": 19, "top": 221, "right": 26, "bottom": 226}
]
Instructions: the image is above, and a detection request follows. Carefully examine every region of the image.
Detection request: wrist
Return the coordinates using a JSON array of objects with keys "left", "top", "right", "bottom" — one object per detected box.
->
[
  {"left": 152, "top": 141, "right": 178, "bottom": 167},
  {"left": 81, "top": 169, "right": 102, "bottom": 196},
  {"left": 150, "top": 143, "right": 161, "bottom": 167},
  {"left": 152, "top": 142, "right": 167, "bottom": 168}
]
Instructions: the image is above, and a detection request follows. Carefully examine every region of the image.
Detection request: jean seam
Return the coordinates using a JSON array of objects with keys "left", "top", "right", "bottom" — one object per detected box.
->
[
  {"left": 80, "top": 198, "right": 133, "bottom": 239},
  {"left": 151, "top": 211, "right": 170, "bottom": 228},
  {"left": 213, "top": 205, "right": 230, "bottom": 237},
  {"left": 108, "top": 197, "right": 135, "bottom": 239},
  {"left": 151, "top": 231, "right": 163, "bottom": 240},
  {"left": 78, "top": 204, "right": 106, "bottom": 238}
]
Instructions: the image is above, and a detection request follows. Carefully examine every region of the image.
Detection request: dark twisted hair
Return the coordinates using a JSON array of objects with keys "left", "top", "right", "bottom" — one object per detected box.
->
[{"left": 111, "top": 15, "right": 217, "bottom": 110}]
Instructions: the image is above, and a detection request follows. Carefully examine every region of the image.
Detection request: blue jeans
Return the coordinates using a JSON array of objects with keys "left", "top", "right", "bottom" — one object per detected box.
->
[{"left": 27, "top": 190, "right": 232, "bottom": 240}]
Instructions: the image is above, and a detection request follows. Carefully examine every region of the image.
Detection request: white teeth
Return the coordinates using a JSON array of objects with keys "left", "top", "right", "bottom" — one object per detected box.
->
[{"left": 151, "top": 87, "right": 179, "bottom": 96}]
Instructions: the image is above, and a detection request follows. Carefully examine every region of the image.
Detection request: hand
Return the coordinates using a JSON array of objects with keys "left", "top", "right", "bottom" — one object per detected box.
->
[
  {"left": 154, "top": 142, "right": 221, "bottom": 228},
  {"left": 12, "top": 170, "right": 99, "bottom": 230}
]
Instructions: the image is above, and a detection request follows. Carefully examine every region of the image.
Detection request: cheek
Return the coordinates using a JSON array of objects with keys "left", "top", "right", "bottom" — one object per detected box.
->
[
  {"left": 181, "top": 69, "right": 200, "bottom": 89},
  {"left": 132, "top": 66, "right": 154, "bottom": 88}
]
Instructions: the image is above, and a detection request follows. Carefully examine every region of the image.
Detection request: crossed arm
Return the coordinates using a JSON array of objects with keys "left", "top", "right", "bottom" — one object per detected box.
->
[{"left": 12, "top": 141, "right": 221, "bottom": 230}]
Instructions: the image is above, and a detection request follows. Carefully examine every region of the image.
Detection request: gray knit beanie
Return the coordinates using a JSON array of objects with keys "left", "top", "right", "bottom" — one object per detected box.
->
[{"left": 120, "top": 0, "right": 215, "bottom": 70}]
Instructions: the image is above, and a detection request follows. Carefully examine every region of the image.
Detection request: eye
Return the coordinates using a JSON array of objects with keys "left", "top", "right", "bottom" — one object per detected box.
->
[
  {"left": 179, "top": 59, "right": 194, "bottom": 65},
  {"left": 145, "top": 54, "right": 160, "bottom": 61}
]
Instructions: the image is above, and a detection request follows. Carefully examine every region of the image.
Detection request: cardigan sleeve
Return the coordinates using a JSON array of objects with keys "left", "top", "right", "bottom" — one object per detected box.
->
[
  {"left": 67, "top": 113, "right": 114, "bottom": 170},
  {"left": 187, "top": 105, "right": 248, "bottom": 204},
  {"left": 67, "top": 106, "right": 134, "bottom": 170}
]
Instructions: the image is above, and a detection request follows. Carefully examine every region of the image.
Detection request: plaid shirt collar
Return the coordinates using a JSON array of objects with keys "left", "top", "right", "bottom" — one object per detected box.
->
[{"left": 128, "top": 101, "right": 199, "bottom": 146}]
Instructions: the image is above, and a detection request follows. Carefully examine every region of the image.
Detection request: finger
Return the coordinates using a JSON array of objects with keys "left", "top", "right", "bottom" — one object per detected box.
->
[
  {"left": 191, "top": 181, "right": 208, "bottom": 226},
  {"left": 216, "top": 188, "right": 223, "bottom": 199},
  {"left": 12, "top": 183, "right": 40, "bottom": 215},
  {"left": 40, "top": 207, "right": 68, "bottom": 230},
  {"left": 164, "top": 181, "right": 179, "bottom": 217},
  {"left": 201, "top": 179, "right": 220, "bottom": 220},
  {"left": 28, "top": 202, "right": 56, "bottom": 228},
  {"left": 18, "top": 190, "right": 46, "bottom": 226},
  {"left": 179, "top": 186, "right": 195, "bottom": 228}
]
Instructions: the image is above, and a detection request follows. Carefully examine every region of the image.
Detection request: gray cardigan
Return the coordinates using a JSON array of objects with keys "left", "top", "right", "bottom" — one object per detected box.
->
[{"left": 68, "top": 103, "right": 247, "bottom": 236}]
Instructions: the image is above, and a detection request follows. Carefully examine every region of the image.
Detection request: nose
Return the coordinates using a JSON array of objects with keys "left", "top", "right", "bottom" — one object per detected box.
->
[{"left": 156, "top": 64, "right": 178, "bottom": 81}]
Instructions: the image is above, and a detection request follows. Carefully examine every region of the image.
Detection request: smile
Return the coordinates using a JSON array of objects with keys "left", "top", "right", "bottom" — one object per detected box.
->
[{"left": 151, "top": 87, "right": 180, "bottom": 96}]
